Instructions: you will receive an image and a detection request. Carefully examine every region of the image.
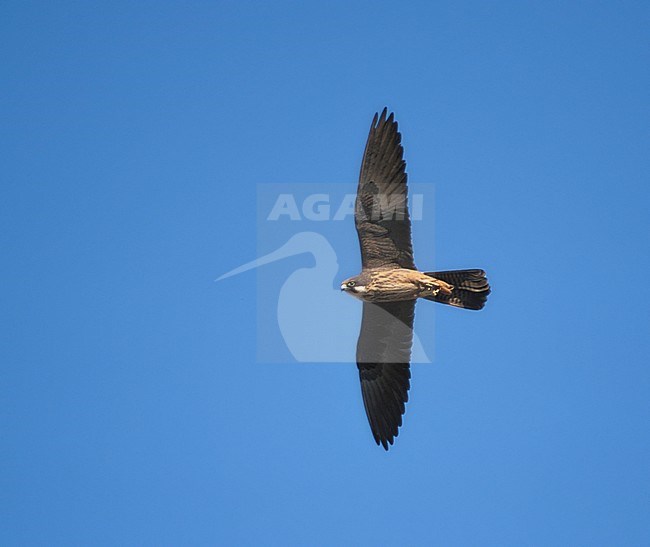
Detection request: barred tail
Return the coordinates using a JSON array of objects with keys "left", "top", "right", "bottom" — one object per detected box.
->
[{"left": 423, "top": 269, "right": 490, "bottom": 310}]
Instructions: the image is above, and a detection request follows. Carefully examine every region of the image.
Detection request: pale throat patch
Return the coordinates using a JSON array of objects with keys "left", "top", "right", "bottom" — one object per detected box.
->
[{"left": 347, "top": 285, "right": 368, "bottom": 300}]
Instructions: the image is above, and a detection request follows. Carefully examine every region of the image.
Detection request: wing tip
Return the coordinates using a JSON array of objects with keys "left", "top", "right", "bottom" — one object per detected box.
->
[
  {"left": 375, "top": 106, "right": 396, "bottom": 125},
  {"left": 376, "top": 433, "right": 396, "bottom": 451},
  {"left": 374, "top": 106, "right": 397, "bottom": 126}
]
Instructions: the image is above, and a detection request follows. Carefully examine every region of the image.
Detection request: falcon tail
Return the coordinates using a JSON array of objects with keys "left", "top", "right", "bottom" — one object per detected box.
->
[{"left": 422, "top": 269, "right": 490, "bottom": 310}]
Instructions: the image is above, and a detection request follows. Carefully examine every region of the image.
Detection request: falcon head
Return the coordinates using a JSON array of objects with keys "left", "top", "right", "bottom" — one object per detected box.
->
[{"left": 340, "top": 274, "right": 368, "bottom": 298}]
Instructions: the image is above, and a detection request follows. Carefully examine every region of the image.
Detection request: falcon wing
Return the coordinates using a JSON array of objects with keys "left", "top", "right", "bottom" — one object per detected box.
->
[
  {"left": 355, "top": 108, "right": 416, "bottom": 271},
  {"left": 356, "top": 300, "right": 415, "bottom": 450}
]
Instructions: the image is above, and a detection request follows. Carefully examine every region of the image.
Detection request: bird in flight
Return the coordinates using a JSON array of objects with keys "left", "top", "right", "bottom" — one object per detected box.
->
[{"left": 341, "top": 108, "right": 490, "bottom": 450}]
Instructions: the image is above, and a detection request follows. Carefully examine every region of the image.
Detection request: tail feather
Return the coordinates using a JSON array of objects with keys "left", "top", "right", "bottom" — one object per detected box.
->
[{"left": 423, "top": 269, "right": 490, "bottom": 310}]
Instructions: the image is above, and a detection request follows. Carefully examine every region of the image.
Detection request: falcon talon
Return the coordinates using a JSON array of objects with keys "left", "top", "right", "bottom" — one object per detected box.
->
[{"left": 340, "top": 107, "right": 491, "bottom": 450}]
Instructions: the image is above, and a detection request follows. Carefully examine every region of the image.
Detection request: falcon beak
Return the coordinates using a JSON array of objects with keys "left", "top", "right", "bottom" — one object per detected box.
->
[{"left": 340, "top": 284, "right": 347, "bottom": 291}]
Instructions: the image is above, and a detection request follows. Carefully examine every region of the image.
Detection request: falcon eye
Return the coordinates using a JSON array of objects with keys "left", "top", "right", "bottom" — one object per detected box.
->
[{"left": 347, "top": 281, "right": 356, "bottom": 287}]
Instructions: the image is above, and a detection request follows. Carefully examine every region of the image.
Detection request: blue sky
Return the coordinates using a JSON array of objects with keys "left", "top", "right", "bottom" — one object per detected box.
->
[{"left": 2, "top": 1, "right": 649, "bottom": 545}]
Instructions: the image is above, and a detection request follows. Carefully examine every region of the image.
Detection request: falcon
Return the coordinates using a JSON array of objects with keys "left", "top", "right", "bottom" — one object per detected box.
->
[{"left": 341, "top": 108, "right": 490, "bottom": 450}]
